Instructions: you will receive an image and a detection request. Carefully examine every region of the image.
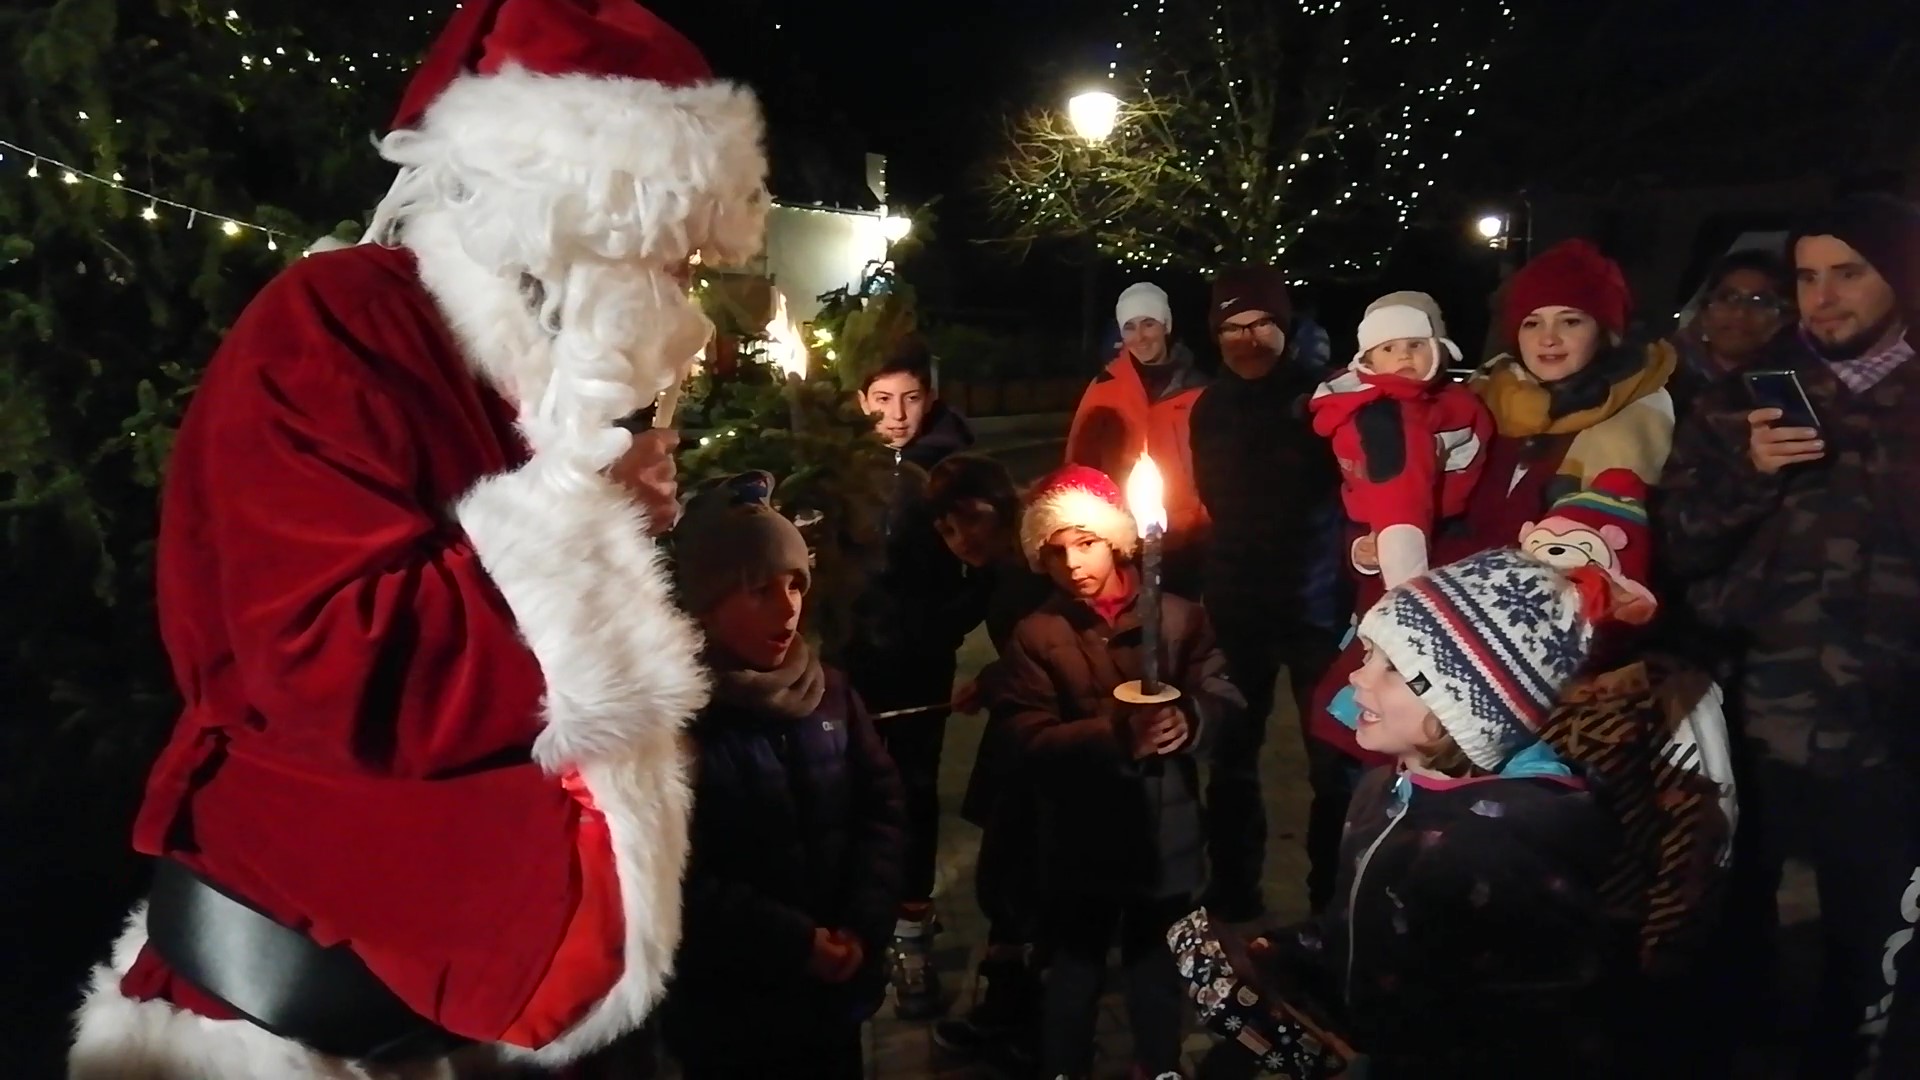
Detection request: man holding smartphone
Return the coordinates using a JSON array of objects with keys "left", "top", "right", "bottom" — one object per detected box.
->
[{"left": 1660, "top": 193, "right": 1920, "bottom": 1078}]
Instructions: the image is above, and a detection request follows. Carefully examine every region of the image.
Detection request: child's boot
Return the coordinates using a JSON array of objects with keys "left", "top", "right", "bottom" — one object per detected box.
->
[{"left": 889, "top": 902, "right": 947, "bottom": 1019}]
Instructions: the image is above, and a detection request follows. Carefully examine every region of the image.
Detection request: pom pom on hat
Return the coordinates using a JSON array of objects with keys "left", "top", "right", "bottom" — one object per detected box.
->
[
  {"left": 1503, "top": 239, "right": 1632, "bottom": 345},
  {"left": 1519, "top": 470, "right": 1658, "bottom": 625},
  {"left": 1021, "top": 465, "right": 1138, "bottom": 569}
]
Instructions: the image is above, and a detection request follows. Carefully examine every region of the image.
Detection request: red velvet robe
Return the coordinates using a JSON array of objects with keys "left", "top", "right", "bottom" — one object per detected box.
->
[{"left": 72, "top": 241, "right": 708, "bottom": 1075}]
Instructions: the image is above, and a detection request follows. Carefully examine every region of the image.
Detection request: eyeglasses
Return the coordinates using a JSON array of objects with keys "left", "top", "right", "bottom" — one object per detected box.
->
[
  {"left": 1219, "top": 317, "right": 1278, "bottom": 338},
  {"left": 1707, "top": 289, "right": 1784, "bottom": 313}
]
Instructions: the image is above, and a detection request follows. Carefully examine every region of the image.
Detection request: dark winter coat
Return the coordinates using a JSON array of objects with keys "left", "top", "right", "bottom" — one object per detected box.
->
[
  {"left": 958, "top": 558, "right": 1057, "bottom": 827},
  {"left": 663, "top": 669, "right": 905, "bottom": 1052},
  {"left": 994, "top": 587, "right": 1244, "bottom": 900},
  {"left": 1258, "top": 767, "right": 1618, "bottom": 1074},
  {"left": 1189, "top": 361, "right": 1340, "bottom": 636},
  {"left": 1659, "top": 331, "right": 1920, "bottom": 775},
  {"left": 846, "top": 403, "right": 982, "bottom": 713}
]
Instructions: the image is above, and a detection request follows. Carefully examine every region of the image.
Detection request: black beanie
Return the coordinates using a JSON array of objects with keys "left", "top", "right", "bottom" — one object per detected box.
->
[
  {"left": 1787, "top": 193, "right": 1920, "bottom": 315},
  {"left": 1209, "top": 265, "right": 1293, "bottom": 333}
]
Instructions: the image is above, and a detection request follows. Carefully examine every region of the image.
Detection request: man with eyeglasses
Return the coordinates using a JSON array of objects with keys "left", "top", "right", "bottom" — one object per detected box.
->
[
  {"left": 1661, "top": 194, "right": 1920, "bottom": 1078},
  {"left": 1188, "top": 265, "right": 1344, "bottom": 923},
  {"left": 1670, "top": 250, "right": 1793, "bottom": 415}
]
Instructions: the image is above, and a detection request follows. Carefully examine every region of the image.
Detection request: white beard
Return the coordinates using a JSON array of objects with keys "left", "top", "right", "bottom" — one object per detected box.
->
[{"left": 404, "top": 208, "right": 710, "bottom": 470}]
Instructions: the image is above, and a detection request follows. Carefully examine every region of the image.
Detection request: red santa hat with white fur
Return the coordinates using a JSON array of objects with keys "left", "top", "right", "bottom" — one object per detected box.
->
[
  {"left": 366, "top": 0, "right": 768, "bottom": 266},
  {"left": 1021, "top": 465, "right": 1139, "bottom": 569}
]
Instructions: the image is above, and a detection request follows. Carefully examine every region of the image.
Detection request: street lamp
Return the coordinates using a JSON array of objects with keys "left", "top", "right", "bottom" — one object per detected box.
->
[
  {"left": 880, "top": 211, "right": 912, "bottom": 244},
  {"left": 1067, "top": 90, "right": 1120, "bottom": 144},
  {"left": 1476, "top": 213, "right": 1508, "bottom": 249},
  {"left": 1066, "top": 90, "right": 1120, "bottom": 365}
]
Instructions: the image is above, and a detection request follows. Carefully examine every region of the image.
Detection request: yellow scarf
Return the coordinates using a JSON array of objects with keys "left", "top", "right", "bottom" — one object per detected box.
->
[
  {"left": 1473, "top": 341, "right": 1679, "bottom": 487},
  {"left": 1476, "top": 341, "right": 1677, "bottom": 437}
]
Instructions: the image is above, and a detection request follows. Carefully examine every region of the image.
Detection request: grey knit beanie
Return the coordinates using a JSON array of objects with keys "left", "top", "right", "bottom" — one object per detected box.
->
[{"left": 674, "top": 471, "right": 812, "bottom": 614}]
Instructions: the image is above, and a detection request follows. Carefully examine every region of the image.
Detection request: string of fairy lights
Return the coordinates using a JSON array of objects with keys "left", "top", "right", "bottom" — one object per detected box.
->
[
  {"left": 1054, "top": 0, "right": 1516, "bottom": 278},
  {"left": 3, "top": 5, "right": 808, "bottom": 259}
]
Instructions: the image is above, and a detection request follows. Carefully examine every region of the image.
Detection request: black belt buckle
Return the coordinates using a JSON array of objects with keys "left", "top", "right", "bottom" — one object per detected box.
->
[{"left": 145, "top": 860, "right": 474, "bottom": 1064}]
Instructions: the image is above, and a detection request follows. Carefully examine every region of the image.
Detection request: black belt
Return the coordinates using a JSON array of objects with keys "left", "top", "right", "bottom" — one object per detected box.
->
[{"left": 146, "top": 859, "right": 475, "bottom": 1063}]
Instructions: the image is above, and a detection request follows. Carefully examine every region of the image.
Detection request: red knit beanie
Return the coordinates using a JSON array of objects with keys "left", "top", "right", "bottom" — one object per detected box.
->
[{"left": 1503, "top": 240, "right": 1632, "bottom": 345}]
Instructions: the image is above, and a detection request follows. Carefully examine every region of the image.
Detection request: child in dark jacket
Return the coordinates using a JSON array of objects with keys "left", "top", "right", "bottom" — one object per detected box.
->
[
  {"left": 920, "top": 455, "right": 1054, "bottom": 1066},
  {"left": 662, "top": 472, "right": 906, "bottom": 1080},
  {"left": 1176, "top": 548, "right": 1622, "bottom": 1078},
  {"left": 997, "top": 465, "right": 1246, "bottom": 1080}
]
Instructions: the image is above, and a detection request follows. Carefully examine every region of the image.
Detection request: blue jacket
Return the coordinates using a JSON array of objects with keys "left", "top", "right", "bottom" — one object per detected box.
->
[{"left": 664, "top": 668, "right": 905, "bottom": 1049}]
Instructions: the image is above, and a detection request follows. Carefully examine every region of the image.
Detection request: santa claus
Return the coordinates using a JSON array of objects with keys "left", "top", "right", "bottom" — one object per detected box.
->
[{"left": 67, "top": 0, "right": 766, "bottom": 1076}]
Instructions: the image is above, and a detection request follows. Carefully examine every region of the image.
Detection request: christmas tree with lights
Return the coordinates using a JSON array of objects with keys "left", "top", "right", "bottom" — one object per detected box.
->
[
  {"left": 678, "top": 262, "right": 913, "bottom": 660},
  {"left": 988, "top": 0, "right": 1514, "bottom": 281}
]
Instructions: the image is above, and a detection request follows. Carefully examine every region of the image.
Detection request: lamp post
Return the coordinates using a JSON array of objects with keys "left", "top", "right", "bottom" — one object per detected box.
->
[{"left": 1067, "top": 90, "right": 1120, "bottom": 366}]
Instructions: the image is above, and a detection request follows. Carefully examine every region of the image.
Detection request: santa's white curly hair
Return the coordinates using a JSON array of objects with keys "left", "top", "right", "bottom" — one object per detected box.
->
[{"left": 365, "top": 65, "right": 768, "bottom": 471}]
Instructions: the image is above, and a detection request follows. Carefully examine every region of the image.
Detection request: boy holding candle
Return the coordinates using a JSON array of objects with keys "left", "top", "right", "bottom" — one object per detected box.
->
[{"left": 995, "top": 464, "right": 1245, "bottom": 1080}]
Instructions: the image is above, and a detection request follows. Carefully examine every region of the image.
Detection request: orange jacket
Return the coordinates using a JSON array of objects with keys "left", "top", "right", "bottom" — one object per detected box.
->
[{"left": 1065, "top": 346, "right": 1212, "bottom": 554}]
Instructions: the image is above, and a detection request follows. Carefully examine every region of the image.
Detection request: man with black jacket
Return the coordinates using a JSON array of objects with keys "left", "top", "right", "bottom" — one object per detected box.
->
[{"left": 1189, "top": 265, "right": 1345, "bottom": 922}]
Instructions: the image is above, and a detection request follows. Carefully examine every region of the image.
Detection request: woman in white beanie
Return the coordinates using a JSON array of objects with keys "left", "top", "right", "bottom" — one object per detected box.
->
[{"left": 1064, "top": 282, "right": 1212, "bottom": 596}]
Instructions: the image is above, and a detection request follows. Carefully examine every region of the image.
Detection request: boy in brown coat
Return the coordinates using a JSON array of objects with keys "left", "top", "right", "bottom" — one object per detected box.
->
[{"left": 996, "top": 464, "right": 1245, "bottom": 1080}]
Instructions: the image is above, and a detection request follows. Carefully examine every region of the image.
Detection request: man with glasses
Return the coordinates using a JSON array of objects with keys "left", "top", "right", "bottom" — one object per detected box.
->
[
  {"left": 1189, "top": 265, "right": 1343, "bottom": 922},
  {"left": 1671, "top": 250, "right": 1793, "bottom": 414}
]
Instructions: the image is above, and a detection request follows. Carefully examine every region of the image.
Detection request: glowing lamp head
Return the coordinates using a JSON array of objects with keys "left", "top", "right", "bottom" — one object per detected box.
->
[
  {"left": 1068, "top": 90, "right": 1121, "bottom": 144},
  {"left": 880, "top": 212, "right": 912, "bottom": 243},
  {"left": 1476, "top": 214, "right": 1506, "bottom": 241},
  {"left": 1125, "top": 454, "right": 1167, "bottom": 535}
]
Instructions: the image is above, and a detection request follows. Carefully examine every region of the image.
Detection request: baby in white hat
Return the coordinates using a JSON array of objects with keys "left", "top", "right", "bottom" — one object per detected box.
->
[{"left": 1308, "top": 292, "right": 1494, "bottom": 595}]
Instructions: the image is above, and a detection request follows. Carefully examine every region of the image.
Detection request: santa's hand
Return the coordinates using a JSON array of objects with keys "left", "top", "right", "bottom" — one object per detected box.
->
[{"left": 607, "top": 429, "right": 680, "bottom": 535}]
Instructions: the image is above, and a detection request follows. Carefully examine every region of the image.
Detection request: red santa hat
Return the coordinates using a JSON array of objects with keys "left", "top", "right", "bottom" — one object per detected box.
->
[
  {"left": 1503, "top": 239, "right": 1633, "bottom": 346},
  {"left": 374, "top": 0, "right": 765, "bottom": 262},
  {"left": 1519, "top": 469, "right": 1657, "bottom": 624},
  {"left": 1021, "top": 465, "right": 1139, "bottom": 569}
]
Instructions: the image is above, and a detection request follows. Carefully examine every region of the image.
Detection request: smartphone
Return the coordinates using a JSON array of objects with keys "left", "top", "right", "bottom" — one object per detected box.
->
[{"left": 1743, "top": 369, "right": 1822, "bottom": 432}]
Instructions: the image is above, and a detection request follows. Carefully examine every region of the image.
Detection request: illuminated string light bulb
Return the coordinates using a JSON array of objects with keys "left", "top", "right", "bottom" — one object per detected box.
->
[
  {"left": 221, "top": 221, "right": 241, "bottom": 237},
  {"left": 141, "top": 203, "right": 159, "bottom": 221}
]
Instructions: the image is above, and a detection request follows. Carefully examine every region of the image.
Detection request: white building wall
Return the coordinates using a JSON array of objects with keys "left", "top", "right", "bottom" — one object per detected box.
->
[{"left": 762, "top": 204, "right": 890, "bottom": 325}]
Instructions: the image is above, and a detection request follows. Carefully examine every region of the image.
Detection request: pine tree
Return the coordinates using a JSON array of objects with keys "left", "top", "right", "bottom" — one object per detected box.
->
[
  {"left": 679, "top": 263, "right": 912, "bottom": 660},
  {"left": 987, "top": 0, "right": 1514, "bottom": 280}
]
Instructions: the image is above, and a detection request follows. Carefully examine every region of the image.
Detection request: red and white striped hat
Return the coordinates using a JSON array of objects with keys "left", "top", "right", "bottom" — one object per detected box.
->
[{"left": 1020, "top": 465, "right": 1138, "bottom": 570}]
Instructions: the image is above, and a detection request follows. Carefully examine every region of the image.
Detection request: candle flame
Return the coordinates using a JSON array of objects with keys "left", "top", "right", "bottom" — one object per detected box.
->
[
  {"left": 1125, "top": 454, "right": 1167, "bottom": 534},
  {"left": 764, "top": 288, "right": 809, "bottom": 379}
]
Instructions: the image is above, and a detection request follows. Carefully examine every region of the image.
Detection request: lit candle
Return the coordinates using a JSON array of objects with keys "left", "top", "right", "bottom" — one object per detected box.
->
[{"left": 1125, "top": 453, "right": 1168, "bottom": 694}]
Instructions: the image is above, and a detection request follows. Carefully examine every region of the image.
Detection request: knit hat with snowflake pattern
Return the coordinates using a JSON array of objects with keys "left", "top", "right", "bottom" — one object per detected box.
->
[
  {"left": 1020, "top": 464, "right": 1138, "bottom": 569},
  {"left": 1358, "top": 547, "right": 1614, "bottom": 771}
]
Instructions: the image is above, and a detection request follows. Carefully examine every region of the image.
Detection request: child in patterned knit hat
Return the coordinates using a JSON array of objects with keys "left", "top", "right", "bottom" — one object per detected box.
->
[{"left": 1182, "top": 548, "right": 1620, "bottom": 1077}]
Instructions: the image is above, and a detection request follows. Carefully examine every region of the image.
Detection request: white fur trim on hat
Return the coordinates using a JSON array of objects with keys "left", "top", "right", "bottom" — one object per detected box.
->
[
  {"left": 374, "top": 64, "right": 769, "bottom": 269},
  {"left": 1021, "top": 486, "right": 1139, "bottom": 569},
  {"left": 1115, "top": 282, "right": 1172, "bottom": 331}
]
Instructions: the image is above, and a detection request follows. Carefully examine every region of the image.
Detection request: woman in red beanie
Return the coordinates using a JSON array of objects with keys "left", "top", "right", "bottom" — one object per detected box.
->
[{"left": 1306, "top": 241, "right": 1682, "bottom": 769}]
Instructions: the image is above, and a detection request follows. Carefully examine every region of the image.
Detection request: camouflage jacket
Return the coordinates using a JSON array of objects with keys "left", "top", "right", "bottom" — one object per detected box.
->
[{"left": 1657, "top": 333, "right": 1920, "bottom": 774}]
